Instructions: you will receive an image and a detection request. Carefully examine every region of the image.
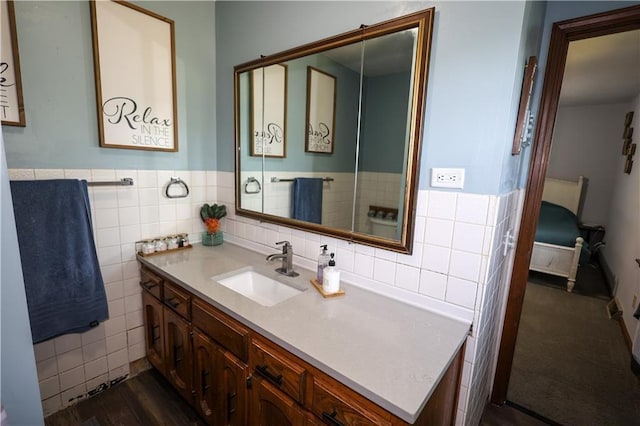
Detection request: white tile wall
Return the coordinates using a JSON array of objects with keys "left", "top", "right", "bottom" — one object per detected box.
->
[
  {"left": 220, "top": 170, "right": 523, "bottom": 426},
  {"left": 14, "top": 168, "right": 522, "bottom": 424},
  {"left": 239, "top": 170, "right": 355, "bottom": 229},
  {"left": 354, "top": 171, "right": 402, "bottom": 233},
  {"left": 10, "top": 168, "right": 217, "bottom": 416}
]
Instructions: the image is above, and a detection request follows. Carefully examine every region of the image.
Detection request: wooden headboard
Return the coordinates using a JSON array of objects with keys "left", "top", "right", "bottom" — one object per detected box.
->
[{"left": 542, "top": 175, "right": 586, "bottom": 217}]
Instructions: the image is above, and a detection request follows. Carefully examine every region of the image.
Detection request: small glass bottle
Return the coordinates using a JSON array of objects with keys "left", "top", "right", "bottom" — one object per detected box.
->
[
  {"left": 154, "top": 238, "right": 168, "bottom": 252},
  {"left": 317, "top": 245, "right": 330, "bottom": 283},
  {"left": 141, "top": 240, "right": 155, "bottom": 255},
  {"left": 167, "top": 235, "right": 179, "bottom": 250}
]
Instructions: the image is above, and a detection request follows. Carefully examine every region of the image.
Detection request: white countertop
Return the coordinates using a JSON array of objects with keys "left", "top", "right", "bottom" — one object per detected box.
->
[{"left": 138, "top": 243, "right": 470, "bottom": 423}]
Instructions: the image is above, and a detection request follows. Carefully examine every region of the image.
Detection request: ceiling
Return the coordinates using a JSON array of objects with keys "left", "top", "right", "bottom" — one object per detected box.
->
[
  {"left": 321, "top": 27, "right": 417, "bottom": 76},
  {"left": 559, "top": 29, "right": 640, "bottom": 106}
]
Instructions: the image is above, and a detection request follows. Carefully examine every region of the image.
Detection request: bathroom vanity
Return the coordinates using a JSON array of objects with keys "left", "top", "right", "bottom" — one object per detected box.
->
[{"left": 138, "top": 243, "right": 469, "bottom": 425}]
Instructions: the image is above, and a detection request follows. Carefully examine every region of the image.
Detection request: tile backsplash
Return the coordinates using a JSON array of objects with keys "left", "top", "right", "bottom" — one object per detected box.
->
[
  {"left": 9, "top": 168, "right": 217, "bottom": 416},
  {"left": 10, "top": 168, "right": 522, "bottom": 425}
]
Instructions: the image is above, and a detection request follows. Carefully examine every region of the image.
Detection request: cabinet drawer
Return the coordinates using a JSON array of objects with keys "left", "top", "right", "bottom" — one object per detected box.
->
[
  {"left": 192, "top": 298, "right": 249, "bottom": 362},
  {"left": 163, "top": 282, "right": 191, "bottom": 320},
  {"left": 251, "top": 338, "right": 306, "bottom": 404},
  {"left": 311, "top": 378, "right": 391, "bottom": 426},
  {"left": 140, "top": 267, "right": 163, "bottom": 300}
]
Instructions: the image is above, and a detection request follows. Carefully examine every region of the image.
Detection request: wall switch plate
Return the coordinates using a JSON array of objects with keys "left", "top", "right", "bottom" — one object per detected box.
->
[{"left": 431, "top": 168, "right": 465, "bottom": 189}]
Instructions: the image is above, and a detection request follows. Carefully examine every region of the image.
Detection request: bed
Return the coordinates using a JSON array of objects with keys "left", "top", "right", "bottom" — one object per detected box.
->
[{"left": 529, "top": 176, "right": 590, "bottom": 292}]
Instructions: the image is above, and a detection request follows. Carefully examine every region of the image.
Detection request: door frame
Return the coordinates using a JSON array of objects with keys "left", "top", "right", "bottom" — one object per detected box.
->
[{"left": 491, "top": 4, "right": 640, "bottom": 405}]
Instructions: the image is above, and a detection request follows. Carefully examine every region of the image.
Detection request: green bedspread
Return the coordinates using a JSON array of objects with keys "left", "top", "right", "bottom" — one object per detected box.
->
[{"left": 535, "top": 201, "right": 591, "bottom": 264}]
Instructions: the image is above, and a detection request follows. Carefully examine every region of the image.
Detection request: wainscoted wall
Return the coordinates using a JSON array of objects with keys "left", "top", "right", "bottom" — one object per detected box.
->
[
  {"left": 354, "top": 171, "right": 402, "bottom": 234},
  {"left": 11, "top": 168, "right": 521, "bottom": 425},
  {"left": 8, "top": 168, "right": 217, "bottom": 416},
  {"left": 239, "top": 170, "right": 355, "bottom": 229},
  {"left": 217, "top": 170, "right": 522, "bottom": 426},
  {"left": 239, "top": 170, "right": 402, "bottom": 235}
]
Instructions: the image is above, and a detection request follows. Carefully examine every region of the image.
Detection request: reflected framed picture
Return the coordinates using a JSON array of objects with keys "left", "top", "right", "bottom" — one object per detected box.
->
[
  {"left": 1, "top": 0, "right": 26, "bottom": 126},
  {"left": 250, "top": 64, "right": 287, "bottom": 157},
  {"left": 306, "top": 67, "right": 336, "bottom": 154},
  {"left": 512, "top": 56, "right": 537, "bottom": 155},
  {"left": 91, "top": 0, "right": 178, "bottom": 151}
]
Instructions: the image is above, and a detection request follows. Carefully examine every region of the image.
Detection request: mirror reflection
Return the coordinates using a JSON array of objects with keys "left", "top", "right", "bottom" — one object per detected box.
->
[{"left": 235, "top": 9, "right": 434, "bottom": 253}]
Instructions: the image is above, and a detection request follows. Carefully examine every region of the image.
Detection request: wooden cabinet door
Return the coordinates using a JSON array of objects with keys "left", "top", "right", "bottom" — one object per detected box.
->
[
  {"left": 250, "top": 376, "right": 304, "bottom": 426},
  {"left": 193, "top": 328, "right": 219, "bottom": 424},
  {"left": 142, "top": 291, "right": 165, "bottom": 374},
  {"left": 219, "top": 348, "right": 249, "bottom": 426},
  {"left": 164, "top": 306, "right": 193, "bottom": 402}
]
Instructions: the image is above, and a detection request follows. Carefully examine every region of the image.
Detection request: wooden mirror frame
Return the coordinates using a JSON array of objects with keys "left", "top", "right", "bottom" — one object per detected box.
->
[{"left": 234, "top": 8, "right": 434, "bottom": 254}]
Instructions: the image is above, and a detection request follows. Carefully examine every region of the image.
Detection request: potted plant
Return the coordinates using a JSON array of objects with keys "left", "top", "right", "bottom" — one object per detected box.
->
[{"left": 200, "top": 203, "right": 227, "bottom": 246}]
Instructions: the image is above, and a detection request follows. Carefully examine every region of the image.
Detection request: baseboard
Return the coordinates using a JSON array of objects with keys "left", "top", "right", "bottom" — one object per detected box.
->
[
  {"left": 505, "top": 400, "right": 562, "bottom": 426},
  {"left": 617, "top": 316, "right": 633, "bottom": 353},
  {"left": 130, "top": 357, "right": 152, "bottom": 377},
  {"left": 597, "top": 251, "right": 616, "bottom": 294}
]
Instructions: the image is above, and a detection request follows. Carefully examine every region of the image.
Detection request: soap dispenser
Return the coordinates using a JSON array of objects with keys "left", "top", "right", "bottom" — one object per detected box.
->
[
  {"left": 322, "top": 253, "right": 340, "bottom": 294},
  {"left": 317, "top": 244, "right": 330, "bottom": 283}
]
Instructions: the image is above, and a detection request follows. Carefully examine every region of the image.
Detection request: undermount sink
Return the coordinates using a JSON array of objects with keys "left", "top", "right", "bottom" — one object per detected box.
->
[{"left": 214, "top": 268, "right": 304, "bottom": 307}]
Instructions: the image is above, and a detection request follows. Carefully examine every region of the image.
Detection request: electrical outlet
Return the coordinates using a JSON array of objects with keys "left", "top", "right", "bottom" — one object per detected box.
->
[{"left": 431, "top": 168, "right": 465, "bottom": 189}]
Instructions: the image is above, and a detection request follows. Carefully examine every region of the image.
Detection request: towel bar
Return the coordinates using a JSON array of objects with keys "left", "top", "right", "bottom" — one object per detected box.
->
[
  {"left": 271, "top": 176, "right": 334, "bottom": 183},
  {"left": 87, "top": 178, "right": 134, "bottom": 187}
]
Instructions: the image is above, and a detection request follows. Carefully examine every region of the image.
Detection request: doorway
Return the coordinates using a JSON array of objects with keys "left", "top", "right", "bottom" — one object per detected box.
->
[{"left": 492, "top": 2, "right": 640, "bottom": 416}]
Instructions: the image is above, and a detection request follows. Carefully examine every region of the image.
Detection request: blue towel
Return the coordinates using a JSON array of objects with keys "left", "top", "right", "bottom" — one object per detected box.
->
[
  {"left": 10, "top": 179, "right": 108, "bottom": 343},
  {"left": 291, "top": 178, "right": 323, "bottom": 224}
]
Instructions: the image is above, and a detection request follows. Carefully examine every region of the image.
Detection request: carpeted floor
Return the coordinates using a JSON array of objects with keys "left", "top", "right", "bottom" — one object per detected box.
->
[
  {"left": 508, "top": 282, "right": 640, "bottom": 425},
  {"left": 528, "top": 260, "right": 611, "bottom": 300}
]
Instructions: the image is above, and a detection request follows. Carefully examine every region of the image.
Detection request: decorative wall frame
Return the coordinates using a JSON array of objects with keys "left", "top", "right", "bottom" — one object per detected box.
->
[
  {"left": 511, "top": 56, "right": 537, "bottom": 155},
  {"left": 305, "top": 67, "right": 336, "bottom": 154},
  {"left": 1, "top": 0, "right": 26, "bottom": 126},
  {"left": 90, "top": 0, "right": 178, "bottom": 152},
  {"left": 250, "top": 64, "right": 287, "bottom": 157}
]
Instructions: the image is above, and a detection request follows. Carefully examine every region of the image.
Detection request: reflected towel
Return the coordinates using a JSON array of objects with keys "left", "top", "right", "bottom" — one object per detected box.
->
[
  {"left": 10, "top": 179, "right": 108, "bottom": 343},
  {"left": 291, "top": 178, "right": 323, "bottom": 224}
]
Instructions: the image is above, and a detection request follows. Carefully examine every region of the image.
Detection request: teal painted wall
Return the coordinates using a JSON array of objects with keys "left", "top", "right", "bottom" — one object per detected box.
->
[
  {"left": 3, "top": 1, "right": 216, "bottom": 171},
  {"left": 360, "top": 72, "right": 411, "bottom": 174},
  {"left": 516, "top": 0, "right": 640, "bottom": 189},
  {"left": 240, "top": 53, "right": 360, "bottom": 173},
  {"left": 5, "top": 2, "right": 638, "bottom": 192},
  {"left": 216, "top": 1, "right": 529, "bottom": 194},
  {"left": 1, "top": 135, "right": 43, "bottom": 425}
]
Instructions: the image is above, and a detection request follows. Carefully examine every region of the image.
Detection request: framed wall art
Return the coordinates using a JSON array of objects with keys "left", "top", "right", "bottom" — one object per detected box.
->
[
  {"left": 1, "top": 0, "right": 26, "bottom": 127},
  {"left": 91, "top": 0, "right": 178, "bottom": 152},
  {"left": 621, "top": 110, "right": 635, "bottom": 174},
  {"left": 512, "top": 56, "right": 537, "bottom": 155},
  {"left": 250, "top": 64, "right": 287, "bottom": 157},
  {"left": 305, "top": 67, "right": 336, "bottom": 154}
]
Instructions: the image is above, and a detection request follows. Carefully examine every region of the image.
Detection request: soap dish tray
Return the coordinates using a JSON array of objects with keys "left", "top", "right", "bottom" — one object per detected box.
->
[{"left": 310, "top": 279, "right": 345, "bottom": 298}]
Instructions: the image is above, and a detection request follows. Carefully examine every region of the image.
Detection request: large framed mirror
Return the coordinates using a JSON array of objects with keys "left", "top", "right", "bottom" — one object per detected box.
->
[{"left": 234, "top": 9, "right": 434, "bottom": 254}]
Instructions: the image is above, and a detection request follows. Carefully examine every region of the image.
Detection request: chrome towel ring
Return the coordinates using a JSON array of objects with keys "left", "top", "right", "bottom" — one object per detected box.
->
[
  {"left": 245, "top": 177, "right": 261, "bottom": 194},
  {"left": 165, "top": 177, "right": 190, "bottom": 198}
]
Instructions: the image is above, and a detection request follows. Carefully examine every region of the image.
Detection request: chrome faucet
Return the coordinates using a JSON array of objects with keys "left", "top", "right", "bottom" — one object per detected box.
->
[{"left": 266, "top": 241, "right": 299, "bottom": 277}]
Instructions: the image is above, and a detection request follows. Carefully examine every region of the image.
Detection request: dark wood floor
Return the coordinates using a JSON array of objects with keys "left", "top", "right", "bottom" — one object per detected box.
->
[
  {"left": 45, "top": 369, "right": 205, "bottom": 426},
  {"left": 45, "top": 366, "right": 548, "bottom": 426}
]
